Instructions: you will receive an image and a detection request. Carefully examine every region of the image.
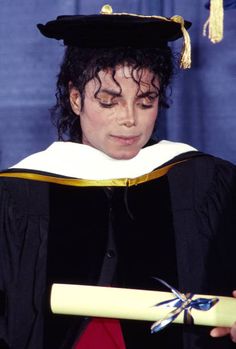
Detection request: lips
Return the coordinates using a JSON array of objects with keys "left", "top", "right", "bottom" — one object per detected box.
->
[{"left": 110, "top": 135, "right": 140, "bottom": 145}]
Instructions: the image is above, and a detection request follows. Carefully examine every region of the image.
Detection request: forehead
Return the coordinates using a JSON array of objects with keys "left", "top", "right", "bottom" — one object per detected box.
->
[
  {"left": 86, "top": 65, "right": 158, "bottom": 93},
  {"left": 101, "top": 65, "right": 156, "bottom": 86}
]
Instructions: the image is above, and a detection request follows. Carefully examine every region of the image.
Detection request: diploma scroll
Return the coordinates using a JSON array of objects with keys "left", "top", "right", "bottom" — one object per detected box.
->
[{"left": 50, "top": 284, "right": 236, "bottom": 328}]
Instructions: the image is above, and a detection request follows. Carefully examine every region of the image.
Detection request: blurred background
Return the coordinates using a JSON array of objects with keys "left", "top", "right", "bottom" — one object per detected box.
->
[{"left": 0, "top": 0, "right": 235, "bottom": 169}]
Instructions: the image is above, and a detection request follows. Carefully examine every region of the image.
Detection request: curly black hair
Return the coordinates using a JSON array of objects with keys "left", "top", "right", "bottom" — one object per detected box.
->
[{"left": 52, "top": 46, "right": 175, "bottom": 142}]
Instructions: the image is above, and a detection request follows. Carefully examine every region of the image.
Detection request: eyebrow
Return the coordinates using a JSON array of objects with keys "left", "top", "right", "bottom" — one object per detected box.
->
[
  {"left": 98, "top": 88, "right": 158, "bottom": 99},
  {"left": 136, "top": 91, "right": 159, "bottom": 98},
  {"left": 98, "top": 88, "right": 122, "bottom": 97}
]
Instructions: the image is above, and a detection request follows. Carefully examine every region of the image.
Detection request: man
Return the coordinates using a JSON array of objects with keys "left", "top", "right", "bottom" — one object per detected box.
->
[{"left": 0, "top": 5, "right": 235, "bottom": 349}]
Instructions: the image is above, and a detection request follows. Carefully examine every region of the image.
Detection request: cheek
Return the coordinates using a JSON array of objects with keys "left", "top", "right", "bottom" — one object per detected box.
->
[
  {"left": 81, "top": 102, "right": 116, "bottom": 127},
  {"left": 80, "top": 108, "right": 111, "bottom": 141},
  {"left": 144, "top": 109, "right": 158, "bottom": 128},
  {"left": 80, "top": 105, "right": 100, "bottom": 128}
]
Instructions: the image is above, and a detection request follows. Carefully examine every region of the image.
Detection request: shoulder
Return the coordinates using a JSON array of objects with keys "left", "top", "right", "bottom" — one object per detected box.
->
[
  {"left": 168, "top": 152, "right": 236, "bottom": 208},
  {"left": 169, "top": 151, "right": 235, "bottom": 180},
  {"left": 0, "top": 175, "right": 49, "bottom": 216}
]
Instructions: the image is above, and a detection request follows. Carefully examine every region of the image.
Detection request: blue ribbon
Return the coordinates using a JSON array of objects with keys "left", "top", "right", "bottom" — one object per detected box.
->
[{"left": 151, "top": 278, "right": 219, "bottom": 333}]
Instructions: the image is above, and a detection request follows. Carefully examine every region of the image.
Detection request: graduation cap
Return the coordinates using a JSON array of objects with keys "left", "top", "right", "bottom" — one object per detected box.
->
[
  {"left": 203, "top": 0, "right": 236, "bottom": 43},
  {"left": 37, "top": 4, "right": 192, "bottom": 69}
]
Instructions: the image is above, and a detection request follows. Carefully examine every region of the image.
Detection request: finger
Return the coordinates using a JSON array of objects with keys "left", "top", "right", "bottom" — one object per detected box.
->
[
  {"left": 232, "top": 290, "right": 236, "bottom": 298},
  {"left": 230, "top": 322, "right": 236, "bottom": 343},
  {"left": 210, "top": 327, "right": 230, "bottom": 337}
]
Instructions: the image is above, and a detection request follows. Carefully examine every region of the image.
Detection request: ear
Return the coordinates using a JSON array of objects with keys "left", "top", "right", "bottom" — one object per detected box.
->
[{"left": 69, "top": 85, "right": 81, "bottom": 116}]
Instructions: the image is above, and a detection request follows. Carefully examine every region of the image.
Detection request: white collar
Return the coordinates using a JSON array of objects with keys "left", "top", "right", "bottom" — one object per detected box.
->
[{"left": 11, "top": 140, "right": 197, "bottom": 180}]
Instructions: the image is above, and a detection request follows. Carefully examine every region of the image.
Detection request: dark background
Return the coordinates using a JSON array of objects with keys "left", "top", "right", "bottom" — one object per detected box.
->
[{"left": 0, "top": 0, "right": 235, "bottom": 169}]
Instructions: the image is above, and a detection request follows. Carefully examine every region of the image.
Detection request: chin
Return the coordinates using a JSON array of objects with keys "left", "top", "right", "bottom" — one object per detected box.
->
[{"left": 108, "top": 149, "right": 140, "bottom": 160}]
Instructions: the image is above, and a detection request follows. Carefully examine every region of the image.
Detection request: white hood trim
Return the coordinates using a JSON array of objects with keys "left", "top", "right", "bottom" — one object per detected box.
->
[{"left": 11, "top": 140, "right": 197, "bottom": 180}]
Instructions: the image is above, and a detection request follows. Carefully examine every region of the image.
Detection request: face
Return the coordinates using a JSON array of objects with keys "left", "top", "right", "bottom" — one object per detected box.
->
[{"left": 70, "top": 65, "right": 159, "bottom": 159}]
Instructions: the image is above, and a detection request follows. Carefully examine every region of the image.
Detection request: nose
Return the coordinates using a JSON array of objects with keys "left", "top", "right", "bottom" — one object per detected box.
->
[{"left": 117, "top": 105, "right": 136, "bottom": 127}]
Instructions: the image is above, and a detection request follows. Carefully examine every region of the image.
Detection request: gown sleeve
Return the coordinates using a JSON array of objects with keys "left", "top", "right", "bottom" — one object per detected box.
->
[
  {"left": 0, "top": 178, "right": 49, "bottom": 349},
  {"left": 169, "top": 155, "right": 236, "bottom": 349},
  {"left": 196, "top": 157, "right": 236, "bottom": 294},
  {"left": 169, "top": 154, "right": 236, "bottom": 295}
]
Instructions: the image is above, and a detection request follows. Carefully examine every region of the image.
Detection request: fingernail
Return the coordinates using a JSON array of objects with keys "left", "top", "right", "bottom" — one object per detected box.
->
[{"left": 210, "top": 329, "right": 217, "bottom": 337}]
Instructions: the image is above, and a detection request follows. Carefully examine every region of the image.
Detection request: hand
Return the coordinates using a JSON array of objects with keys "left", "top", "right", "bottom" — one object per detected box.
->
[{"left": 210, "top": 290, "right": 236, "bottom": 343}]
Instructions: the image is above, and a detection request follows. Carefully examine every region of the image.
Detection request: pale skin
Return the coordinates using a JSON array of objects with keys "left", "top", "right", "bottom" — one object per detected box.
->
[
  {"left": 210, "top": 291, "right": 236, "bottom": 342},
  {"left": 69, "top": 65, "right": 159, "bottom": 160},
  {"left": 69, "top": 64, "right": 236, "bottom": 343}
]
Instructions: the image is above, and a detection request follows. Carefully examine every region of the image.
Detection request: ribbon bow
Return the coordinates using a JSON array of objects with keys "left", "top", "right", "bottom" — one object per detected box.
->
[{"left": 151, "top": 278, "right": 219, "bottom": 333}]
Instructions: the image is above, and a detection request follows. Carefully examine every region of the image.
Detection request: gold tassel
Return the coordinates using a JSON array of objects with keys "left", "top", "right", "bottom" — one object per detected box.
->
[
  {"left": 203, "top": 0, "right": 224, "bottom": 43},
  {"left": 171, "top": 16, "right": 191, "bottom": 69}
]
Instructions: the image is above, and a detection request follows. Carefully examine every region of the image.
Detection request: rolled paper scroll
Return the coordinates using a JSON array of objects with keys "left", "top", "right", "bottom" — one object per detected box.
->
[{"left": 50, "top": 284, "right": 236, "bottom": 328}]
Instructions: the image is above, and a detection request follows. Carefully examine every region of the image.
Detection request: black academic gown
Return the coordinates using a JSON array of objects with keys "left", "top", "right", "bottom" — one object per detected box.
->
[{"left": 0, "top": 151, "right": 235, "bottom": 349}]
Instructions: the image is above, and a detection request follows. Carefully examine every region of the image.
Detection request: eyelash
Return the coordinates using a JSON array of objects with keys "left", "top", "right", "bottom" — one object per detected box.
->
[
  {"left": 99, "top": 102, "right": 117, "bottom": 109},
  {"left": 140, "top": 104, "right": 154, "bottom": 109},
  {"left": 99, "top": 102, "right": 155, "bottom": 109}
]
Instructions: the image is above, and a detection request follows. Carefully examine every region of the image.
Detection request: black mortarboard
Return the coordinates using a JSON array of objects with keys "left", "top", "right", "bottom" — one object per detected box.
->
[{"left": 37, "top": 4, "right": 192, "bottom": 68}]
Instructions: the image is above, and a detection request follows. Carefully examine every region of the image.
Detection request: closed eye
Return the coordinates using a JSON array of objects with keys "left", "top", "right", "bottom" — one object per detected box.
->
[
  {"left": 99, "top": 101, "right": 117, "bottom": 109},
  {"left": 139, "top": 103, "right": 155, "bottom": 109},
  {"left": 138, "top": 95, "right": 158, "bottom": 109}
]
